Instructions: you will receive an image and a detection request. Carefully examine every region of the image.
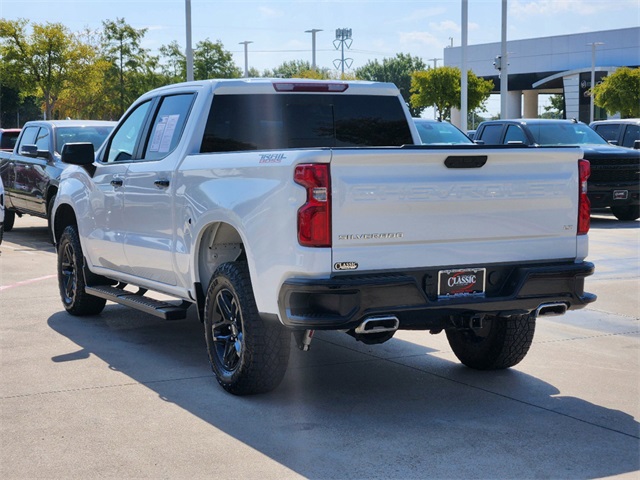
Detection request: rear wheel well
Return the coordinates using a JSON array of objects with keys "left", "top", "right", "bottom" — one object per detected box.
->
[{"left": 197, "top": 222, "right": 244, "bottom": 290}]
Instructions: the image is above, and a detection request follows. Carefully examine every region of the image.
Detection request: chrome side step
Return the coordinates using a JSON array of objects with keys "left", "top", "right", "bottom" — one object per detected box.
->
[{"left": 85, "top": 285, "right": 190, "bottom": 320}]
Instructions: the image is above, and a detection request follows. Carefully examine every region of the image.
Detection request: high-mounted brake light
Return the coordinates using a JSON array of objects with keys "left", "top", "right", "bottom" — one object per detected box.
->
[
  {"left": 294, "top": 163, "right": 331, "bottom": 247},
  {"left": 578, "top": 159, "right": 591, "bottom": 235},
  {"left": 273, "top": 82, "right": 349, "bottom": 93}
]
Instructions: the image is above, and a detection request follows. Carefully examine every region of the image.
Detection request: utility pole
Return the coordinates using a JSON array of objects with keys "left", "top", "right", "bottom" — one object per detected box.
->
[
  {"left": 239, "top": 41, "right": 253, "bottom": 78},
  {"left": 429, "top": 57, "right": 443, "bottom": 120},
  {"left": 500, "top": 0, "right": 508, "bottom": 119},
  {"left": 185, "top": 0, "right": 194, "bottom": 81},
  {"left": 588, "top": 42, "right": 604, "bottom": 123},
  {"left": 305, "top": 29, "right": 322, "bottom": 70},
  {"left": 461, "top": 0, "right": 468, "bottom": 129},
  {"left": 333, "top": 28, "right": 353, "bottom": 76},
  {"left": 428, "top": 58, "right": 442, "bottom": 69}
]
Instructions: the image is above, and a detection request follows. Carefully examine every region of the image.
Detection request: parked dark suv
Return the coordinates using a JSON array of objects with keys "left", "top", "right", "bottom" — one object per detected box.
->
[
  {"left": 590, "top": 119, "right": 640, "bottom": 150},
  {"left": 474, "top": 119, "right": 640, "bottom": 221}
]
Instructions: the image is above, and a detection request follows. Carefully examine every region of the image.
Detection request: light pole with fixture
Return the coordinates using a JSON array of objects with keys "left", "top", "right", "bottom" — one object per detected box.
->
[
  {"left": 305, "top": 29, "right": 322, "bottom": 70},
  {"left": 239, "top": 41, "right": 253, "bottom": 78},
  {"left": 588, "top": 42, "right": 604, "bottom": 123}
]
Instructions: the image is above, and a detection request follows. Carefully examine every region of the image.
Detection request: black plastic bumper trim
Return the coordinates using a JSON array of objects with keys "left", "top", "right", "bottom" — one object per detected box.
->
[{"left": 277, "top": 261, "right": 596, "bottom": 330}]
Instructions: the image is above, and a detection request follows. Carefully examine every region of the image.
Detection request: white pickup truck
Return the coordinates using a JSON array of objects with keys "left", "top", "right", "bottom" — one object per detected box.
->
[{"left": 52, "top": 79, "right": 596, "bottom": 395}]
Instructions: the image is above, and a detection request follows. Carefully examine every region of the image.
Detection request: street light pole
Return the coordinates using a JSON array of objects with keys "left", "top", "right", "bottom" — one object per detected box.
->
[
  {"left": 305, "top": 29, "right": 322, "bottom": 70},
  {"left": 461, "top": 0, "right": 468, "bottom": 129},
  {"left": 588, "top": 42, "right": 604, "bottom": 123},
  {"left": 185, "top": 0, "right": 194, "bottom": 81},
  {"left": 500, "top": 0, "right": 508, "bottom": 119},
  {"left": 239, "top": 41, "right": 253, "bottom": 78}
]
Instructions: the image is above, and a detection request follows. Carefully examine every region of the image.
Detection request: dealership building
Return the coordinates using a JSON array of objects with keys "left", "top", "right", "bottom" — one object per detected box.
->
[{"left": 444, "top": 27, "right": 639, "bottom": 123}]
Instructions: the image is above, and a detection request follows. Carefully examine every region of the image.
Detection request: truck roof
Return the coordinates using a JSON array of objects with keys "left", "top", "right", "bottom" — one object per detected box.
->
[{"left": 141, "top": 78, "right": 402, "bottom": 99}]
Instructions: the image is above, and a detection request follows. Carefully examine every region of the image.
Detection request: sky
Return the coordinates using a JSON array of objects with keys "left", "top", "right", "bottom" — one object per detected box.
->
[{"left": 1, "top": 0, "right": 638, "bottom": 116}]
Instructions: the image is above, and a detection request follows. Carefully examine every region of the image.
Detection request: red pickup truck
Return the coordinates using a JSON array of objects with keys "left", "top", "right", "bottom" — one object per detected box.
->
[{"left": 0, "top": 128, "right": 21, "bottom": 152}]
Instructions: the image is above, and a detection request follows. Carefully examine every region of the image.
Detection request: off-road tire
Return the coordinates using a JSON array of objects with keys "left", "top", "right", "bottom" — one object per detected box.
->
[
  {"left": 4, "top": 210, "right": 15, "bottom": 232},
  {"left": 611, "top": 205, "right": 639, "bottom": 221},
  {"left": 204, "top": 261, "right": 291, "bottom": 395},
  {"left": 446, "top": 314, "right": 535, "bottom": 370},
  {"left": 57, "top": 225, "right": 106, "bottom": 316}
]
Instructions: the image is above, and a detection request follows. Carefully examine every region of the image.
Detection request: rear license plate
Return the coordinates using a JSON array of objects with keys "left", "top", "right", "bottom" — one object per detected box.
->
[
  {"left": 438, "top": 268, "right": 486, "bottom": 298},
  {"left": 613, "top": 190, "right": 629, "bottom": 200}
]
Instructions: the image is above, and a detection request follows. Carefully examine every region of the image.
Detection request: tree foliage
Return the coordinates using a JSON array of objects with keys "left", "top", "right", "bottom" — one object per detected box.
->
[
  {"left": 592, "top": 67, "right": 640, "bottom": 118},
  {"left": 193, "top": 39, "right": 242, "bottom": 80},
  {"left": 410, "top": 66, "right": 493, "bottom": 124},
  {"left": 0, "top": 19, "right": 98, "bottom": 120},
  {"left": 263, "top": 60, "right": 330, "bottom": 79},
  {"left": 542, "top": 93, "right": 564, "bottom": 119},
  {"left": 355, "top": 53, "right": 426, "bottom": 117},
  {"left": 101, "top": 17, "right": 159, "bottom": 117},
  {"left": 159, "top": 40, "right": 186, "bottom": 83}
]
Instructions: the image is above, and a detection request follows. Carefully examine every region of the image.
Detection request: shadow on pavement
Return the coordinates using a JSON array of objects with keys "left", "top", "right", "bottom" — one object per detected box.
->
[
  {"left": 1, "top": 221, "right": 55, "bottom": 252},
  {"left": 47, "top": 305, "right": 640, "bottom": 479}
]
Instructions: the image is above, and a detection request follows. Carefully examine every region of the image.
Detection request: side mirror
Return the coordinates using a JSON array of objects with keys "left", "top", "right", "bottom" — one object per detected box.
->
[
  {"left": 608, "top": 140, "right": 619, "bottom": 146},
  {"left": 634, "top": 139, "right": 640, "bottom": 150},
  {"left": 61, "top": 142, "right": 95, "bottom": 165},
  {"left": 19, "top": 144, "right": 38, "bottom": 157},
  {"left": 474, "top": 139, "right": 485, "bottom": 145}
]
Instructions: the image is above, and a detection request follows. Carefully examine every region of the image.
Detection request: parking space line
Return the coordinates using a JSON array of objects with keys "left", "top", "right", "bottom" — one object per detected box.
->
[{"left": 0, "top": 274, "right": 57, "bottom": 292}]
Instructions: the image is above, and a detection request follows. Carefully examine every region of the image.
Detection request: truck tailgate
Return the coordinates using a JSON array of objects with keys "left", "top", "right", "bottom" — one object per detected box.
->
[{"left": 330, "top": 147, "right": 582, "bottom": 272}]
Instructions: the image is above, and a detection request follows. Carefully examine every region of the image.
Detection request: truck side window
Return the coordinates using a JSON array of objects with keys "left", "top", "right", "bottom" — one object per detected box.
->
[
  {"left": 105, "top": 100, "right": 152, "bottom": 163},
  {"left": 504, "top": 125, "right": 527, "bottom": 145},
  {"left": 17, "top": 126, "right": 39, "bottom": 151},
  {"left": 592, "top": 124, "right": 619, "bottom": 142},
  {"left": 621, "top": 125, "right": 640, "bottom": 148},
  {"left": 478, "top": 124, "right": 503, "bottom": 145},
  {"left": 35, "top": 128, "right": 50, "bottom": 151},
  {"left": 143, "top": 93, "right": 195, "bottom": 161}
]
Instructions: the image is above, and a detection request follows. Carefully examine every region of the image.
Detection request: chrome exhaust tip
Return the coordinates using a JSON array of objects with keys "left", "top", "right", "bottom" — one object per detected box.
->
[
  {"left": 355, "top": 316, "right": 400, "bottom": 334},
  {"left": 536, "top": 302, "right": 568, "bottom": 317}
]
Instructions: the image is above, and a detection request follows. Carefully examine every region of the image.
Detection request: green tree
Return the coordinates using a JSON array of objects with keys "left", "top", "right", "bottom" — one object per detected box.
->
[
  {"left": 263, "top": 60, "right": 330, "bottom": 79},
  {"left": 194, "top": 39, "right": 241, "bottom": 80},
  {"left": 101, "top": 18, "right": 154, "bottom": 117},
  {"left": 592, "top": 67, "right": 640, "bottom": 118},
  {"left": 355, "top": 53, "right": 426, "bottom": 117},
  {"left": 55, "top": 28, "right": 112, "bottom": 119},
  {"left": 159, "top": 40, "right": 186, "bottom": 83},
  {"left": 542, "top": 93, "right": 565, "bottom": 119},
  {"left": 0, "top": 19, "right": 97, "bottom": 120},
  {"left": 410, "top": 66, "right": 493, "bottom": 125}
]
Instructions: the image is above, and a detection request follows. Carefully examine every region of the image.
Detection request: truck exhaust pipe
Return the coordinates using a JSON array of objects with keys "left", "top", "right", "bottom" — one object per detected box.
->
[
  {"left": 536, "top": 303, "right": 568, "bottom": 317},
  {"left": 355, "top": 316, "right": 400, "bottom": 334}
]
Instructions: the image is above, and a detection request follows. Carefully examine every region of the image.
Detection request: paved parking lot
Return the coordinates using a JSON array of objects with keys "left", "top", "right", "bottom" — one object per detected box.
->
[{"left": 1, "top": 214, "right": 638, "bottom": 479}]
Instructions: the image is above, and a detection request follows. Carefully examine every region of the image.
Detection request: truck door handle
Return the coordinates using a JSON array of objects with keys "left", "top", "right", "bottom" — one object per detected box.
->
[
  {"left": 444, "top": 155, "right": 488, "bottom": 169},
  {"left": 111, "top": 179, "right": 123, "bottom": 187},
  {"left": 154, "top": 179, "right": 170, "bottom": 188}
]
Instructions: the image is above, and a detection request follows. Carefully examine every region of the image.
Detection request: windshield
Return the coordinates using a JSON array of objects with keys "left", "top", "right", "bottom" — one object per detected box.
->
[
  {"left": 55, "top": 126, "right": 114, "bottom": 154},
  {"left": 528, "top": 123, "right": 608, "bottom": 146},
  {"left": 414, "top": 120, "right": 472, "bottom": 145}
]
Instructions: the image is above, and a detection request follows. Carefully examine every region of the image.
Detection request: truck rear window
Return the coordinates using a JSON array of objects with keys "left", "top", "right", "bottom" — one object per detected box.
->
[{"left": 200, "top": 94, "right": 413, "bottom": 152}]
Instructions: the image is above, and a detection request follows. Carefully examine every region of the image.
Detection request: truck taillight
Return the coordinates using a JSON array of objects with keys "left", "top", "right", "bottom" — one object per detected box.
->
[
  {"left": 578, "top": 159, "right": 590, "bottom": 235},
  {"left": 294, "top": 163, "right": 331, "bottom": 247}
]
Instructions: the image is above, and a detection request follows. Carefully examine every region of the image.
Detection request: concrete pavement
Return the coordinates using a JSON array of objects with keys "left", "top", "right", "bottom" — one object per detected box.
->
[{"left": 1, "top": 214, "right": 638, "bottom": 479}]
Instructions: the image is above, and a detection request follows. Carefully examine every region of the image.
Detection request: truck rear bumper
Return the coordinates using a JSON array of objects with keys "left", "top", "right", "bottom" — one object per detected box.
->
[
  {"left": 277, "top": 261, "right": 596, "bottom": 330},
  {"left": 589, "top": 183, "right": 640, "bottom": 208}
]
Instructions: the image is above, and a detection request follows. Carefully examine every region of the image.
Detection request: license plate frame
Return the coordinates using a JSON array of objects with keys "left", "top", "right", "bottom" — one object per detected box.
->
[
  {"left": 613, "top": 190, "right": 629, "bottom": 200},
  {"left": 438, "top": 268, "right": 486, "bottom": 298}
]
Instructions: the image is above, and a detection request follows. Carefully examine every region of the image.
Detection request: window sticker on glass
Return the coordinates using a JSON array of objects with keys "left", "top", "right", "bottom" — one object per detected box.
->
[{"left": 150, "top": 114, "right": 180, "bottom": 153}]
